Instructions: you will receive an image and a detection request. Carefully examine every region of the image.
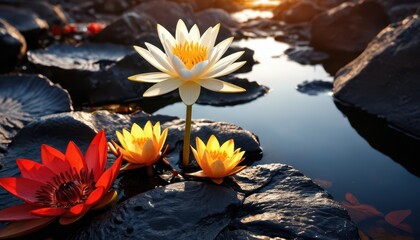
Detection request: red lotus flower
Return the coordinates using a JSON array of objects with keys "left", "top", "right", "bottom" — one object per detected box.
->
[{"left": 0, "top": 130, "right": 123, "bottom": 238}]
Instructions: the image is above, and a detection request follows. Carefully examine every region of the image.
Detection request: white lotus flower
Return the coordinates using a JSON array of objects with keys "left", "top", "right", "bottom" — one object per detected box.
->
[{"left": 128, "top": 19, "right": 246, "bottom": 106}]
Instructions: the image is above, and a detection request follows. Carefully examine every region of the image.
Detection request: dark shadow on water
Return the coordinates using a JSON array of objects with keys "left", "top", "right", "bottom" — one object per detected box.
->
[
  {"left": 334, "top": 100, "right": 420, "bottom": 178},
  {"left": 321, "top": 51, "right": 360, "bottom": 76}
]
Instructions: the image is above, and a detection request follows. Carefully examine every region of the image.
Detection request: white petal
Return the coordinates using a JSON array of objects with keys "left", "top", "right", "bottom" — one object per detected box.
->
[
  {"left": 208, "top": 37, "right": 233, "bottom": 65},
  {"left": 199, "top": 78, "right": 245, "bottom": 92},
  {"left": 171, "top": 55, "right": 187, "bottom": 72},
  {"left": 157, "top": 24, "right": 175, "bottom": 51},
  {"left": 209, "top": 23, "right": 220, "bottom": 48},
  {"left": 134, "top": 45, "right": 168, "bottom": 73},
  {"left": 143, "top": 78, "right": 184, "bottom": 97},
  {"left": 199, "top": 26, "right": 213, "bottom": 49},
  {"left": 208, "top": 61, "right": 246, "bottom": 78},
  {"left": 176, "top": 19, "right": 189, "bottom": 43},
  {"left": 128, "top": 72, "right": 171, "bottom": 83},
  {"left": 205, "top": 51, "right": 244, "bottom": 77},
  {"left": 179, "top": 81, "right": 201, "bottom": 105},
  {"left": 179, "top": 68, "right": 193, "bottom": 80},
  {"left": 145, "top": 43, "right": 175, "bottom": 74},
  {"left": 191, "top": 60, "right": 209, "bottom": 78},
  {"left": 189, "top": 24, "right": 200, "bottom": 42}
]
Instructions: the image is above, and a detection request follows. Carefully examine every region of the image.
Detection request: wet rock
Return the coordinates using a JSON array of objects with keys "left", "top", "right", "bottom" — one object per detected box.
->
[
  {"left": 133, "top": 0, "right": 196, "bottom": 32},
  {"left": 163, "top": 119, "right": 262, "bottom": 169},
  {"left": 279, "top": 0, "right": 324, "bottom": 24},
  {"left": 285, "top": 46, "right": 329, "bottom": 65},
  {"left": 0, "top": 0, "right": 67, "bottom": 26},
  {"left": 0, "top": 5, "right": 48, "bottom": 48},
  {"left": 272, "top": 0, "right": 296, "bottom": 20},
  {"left": 297, "top": 80, "right": 333, "bottom": 96},
  {"left": 0, "top": 74, "right": 72, "bottom": 153},
  {"left": 72, "top": 164, "right": 358, "bottom": 239},
  {"left": 171, "top": 0, "right": 241, "bottom": 12},
  {"left": 90, "top": 11, "right": 157, "bottom": 45},
  {"left": 195, "top": 8, "right": 238, "bottom": 41},
  {"left": 72, "top": 181, "right": 241, "bottom": 240},
  {"left": 197, "top": 76, "right": 269, "bottom": 106},
  {"left": 27, "top": 43, "right": 132, "bottom": 105},
  {"left": 334, "top": 16, "right": 420, "bottom": 137},
  {"left": 227, "top": 164, "right": 359, "bottom": 239},
  {"left": 311, "top": 0, "right": 390, "bottom": 54},
  {"left": 0, "top": 18, "right": 26, "bottom": 72}
]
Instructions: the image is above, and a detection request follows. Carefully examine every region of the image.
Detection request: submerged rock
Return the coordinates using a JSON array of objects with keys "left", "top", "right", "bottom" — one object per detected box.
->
[
  {"left": 72, "top": 164, "right": 359, "bottom": 239},
  {"left": 0, "top": 5, "right": 48, "bottom": 48},
  {"left": 297, "top": 80, "right": 333, "bottom": 96},
  {"left": 333, "top": 16, "right": 420, "bottom": 137},
  {"left": 311, "top": 0, "right": 389, "bottom": 54},
  {"left": 0, "top": 74, "right": 72, "bottom": 153},
  {"left": 27, "top": 43, "right": 132, "bottom": 105},
  {"left": 0, "top": 18, "right": 26, "bottom": 72},
  {"left": 285, "top": 46, "right": 329, "bottom": 65}
]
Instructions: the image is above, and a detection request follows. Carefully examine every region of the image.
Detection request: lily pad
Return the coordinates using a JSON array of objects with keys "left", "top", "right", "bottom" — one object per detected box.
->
[
  {"left": 296, "top": 80, "right": 333, "bottom": 96},
  {"left": 27, "top": 43, "right": 133, "bottom": 105},
  {"left": 0, "top": 74, "right": 72, "bottom": 153}
]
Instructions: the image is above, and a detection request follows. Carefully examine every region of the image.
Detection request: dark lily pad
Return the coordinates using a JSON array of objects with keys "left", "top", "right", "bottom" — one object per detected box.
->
[
  {"left": 0, "top": 18, "right": 26, "bottom": 73},
  {"left": 0, "top": 74, "right": 72, "bottom": 153},
  {"left": 0, "top": 5, "right": 48, "bottom": 48},
  {"left": 285, "top": 46, "right": 329, "bottom": 65},
  {"left": 27, "top": 43, "right": 133, "bottom": 105},
  {"left": 296, "top": 80, "right": 333, "bottom": 96}
]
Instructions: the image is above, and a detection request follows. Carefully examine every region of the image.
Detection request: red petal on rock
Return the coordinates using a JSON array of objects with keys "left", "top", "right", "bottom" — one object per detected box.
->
[
  {"left": 0, "top": 204, "right": 41, "bottom": 221},
  {"left": 0, "top": 178, "right": 44, "bottom": 204},
  {"left": 31, "top": 207, "right": 67, "bottom": 217},
  {"left": 345, "top": 192, "right": 360, "bottom": 205},
  {"left": 341, "top": 201, "right": 383, "bottom": 223},
  {"left": 0, "top": 217, "right": 55, "bottom": 239},
  {"left": 41, "top": 144, "right": 70, "bottom": 174},
  {"left": 385, "top": 209, "right": 412, "bottom": 227},
  {"left": 87, "top": 22, "right": 104, "bottom": 35},
  {"left": 16, "top": 159, "right": 55, "bottom": 182},
  {"left": 65, "top": 141, "right": 86, "bottom": 172}
]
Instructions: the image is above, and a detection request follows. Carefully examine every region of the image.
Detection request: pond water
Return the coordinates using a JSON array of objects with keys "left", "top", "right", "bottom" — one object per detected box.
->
[{"left": 156, "top": 37, "right": 420, "bottom": 238}]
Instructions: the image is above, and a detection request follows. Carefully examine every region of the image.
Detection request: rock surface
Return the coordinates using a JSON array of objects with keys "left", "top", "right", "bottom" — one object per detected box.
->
[
  {"left": 283, "top": 0, "right": 323, "bottom": 24},
  {"left": 0, "top": 18, "right": 26, "bottom": 72},
  {"left": 311, "top": 0, "right": 390, "bottom": 54},
  {"left": 72, "top": 164, "right": 359, "bottom": 239},
  {"left": 333, "top": 16, "right": 420, "bottom": 137},
  {"left": 0, "top": 74, "right": 72, "bottom": 153}
]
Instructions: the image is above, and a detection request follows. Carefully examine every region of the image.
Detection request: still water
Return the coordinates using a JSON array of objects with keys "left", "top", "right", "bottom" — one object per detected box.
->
[{"left": 156, "top": 37, "right": 420, "bottom": 238}]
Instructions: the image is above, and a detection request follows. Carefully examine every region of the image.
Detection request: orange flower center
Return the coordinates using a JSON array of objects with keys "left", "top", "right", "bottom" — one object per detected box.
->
[
  {"left": 36, "top": 168, "right": 95, "bottom": 209},
  {"left": 134, "top": 137, "right": 146, "bottom": 147},
  {"left": 172, "top": 42, "right": 208, "bottom": 69},
  {"left": 208, "top": 150, "right": 228, "bottom": 162}
]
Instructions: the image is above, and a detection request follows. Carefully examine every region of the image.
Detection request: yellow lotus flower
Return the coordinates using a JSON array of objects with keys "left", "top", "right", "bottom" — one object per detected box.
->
[
  {"left": 128, "top": 19, "right": 246, "bottom": 105},
  {"left": 187, "top": 135, "right": 246, "bottom": 184},
  {"left": 109, "top": 121, "right": 168, "bottom": 170}
]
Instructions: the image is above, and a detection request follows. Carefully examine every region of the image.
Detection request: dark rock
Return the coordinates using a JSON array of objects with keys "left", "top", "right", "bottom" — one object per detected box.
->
[
  {"left": 272, "top": 0, "right": 296, "bottom": 20},
  {"left": 284, "top": 0, "right": 323, "bottom": 24},
  {"left": 285, "top": 46, "right": 329, "bottom": 65},
  {"left": 335, "top": 101, "right": 420, "bottom": 178},
  {"left": 133, "top": 0, "right": 196, "bottom": 32},
  {"left": 297, "top": 80, "right": 333, "bottom": 96},
  {"left": 162, "top": 119, "right": 262, "bottom": 169},
  {"left": 171, "top": 0, "right": 241, "bottom": 12},
  {"left": 0, "top": 18, "right": 26, "bottom": 72},
  {"left": 311, "top": 0, "right": 390, "bottom": 54},
  {"left": 0, "top": 5, "right": 49, "bottom": 48},
  {"left": 72, "top": 181, "right": 242, "bottom": 240},
  {"left": 229, "top": 164, "right": 359, "bottom": 239},
  {"left": 333, "top": 16, "right": 420, "bottom": 137},
  {"left": 72, "top": 164, "right": 358, "bottom": 239},
  {"left": 314, "top": 0, "right": 348, "bottom": 8},
  {"left": 195, "top": 8, "right": 238, "bottom": 41},
  {"left": 0, "top": 0, "right": 67, "bottom": 26},
  {"left": 0, "top": 74, "right": 72, "bottom": 153},
  {"left": 90, "top": 11, "right": 157, "bottom": 45},
  {"left": 27, "top": 43, "right": 132, "bottom": 105},
  {"left": 388, "top": 3, "right": 420, "bottom": 22}
]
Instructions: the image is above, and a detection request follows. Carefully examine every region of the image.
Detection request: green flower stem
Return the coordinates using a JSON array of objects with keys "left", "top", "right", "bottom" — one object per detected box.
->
[{"left": 183, "top": 104, "right": 193, "bottom": 167}]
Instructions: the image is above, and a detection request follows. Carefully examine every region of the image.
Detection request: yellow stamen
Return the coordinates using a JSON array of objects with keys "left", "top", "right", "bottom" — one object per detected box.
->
[
  {"left": 209, "top": 150, "right": 228, "bottom": 161},
  {"left": 172, "top": 42, "right": 208, "bottom": 69},
  {"left": 134, "top": 137, "right": 146, "bottom": 147}
]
